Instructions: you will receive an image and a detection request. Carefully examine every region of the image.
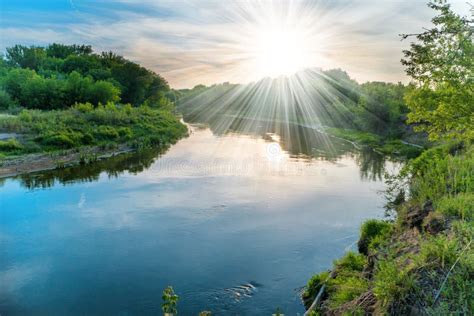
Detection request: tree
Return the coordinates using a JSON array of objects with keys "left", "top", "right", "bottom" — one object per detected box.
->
[
  {"left": 46, "top": 43, "right": 92, "bottom": 59},
  {"left": 356, "top": 82, "right": 407, "bottom": 137},
  {"left": 85, "top": 80, "right": 120, "bottom": 105},
  {"left": 5, "top": 45, "right": 46, "bottom": 70},
  {"left": 401, "top": 1, "right": 473, "bottom": 141}
]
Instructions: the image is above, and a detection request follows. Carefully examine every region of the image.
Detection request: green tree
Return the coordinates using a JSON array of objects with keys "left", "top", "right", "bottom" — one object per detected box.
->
[
  {"left": 85, "top": 80, "right": 121, "bottom": 105},
  {"left": 46, "top": 43, "right": 92, "bottom": 59},
  {"left": 5, "top": 45, "right": 47, "bottom": 70},
  {"left": 401, "top": 1, "right": 474, "bottom": 141},
  {"left": 356, "top": 82, "right": 407, "bottom": 137}
]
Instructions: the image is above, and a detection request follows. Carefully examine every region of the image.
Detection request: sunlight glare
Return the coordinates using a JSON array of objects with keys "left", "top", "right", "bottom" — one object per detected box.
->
[{"left": 253, "top": 26, "right": 311, "bottom": 78}]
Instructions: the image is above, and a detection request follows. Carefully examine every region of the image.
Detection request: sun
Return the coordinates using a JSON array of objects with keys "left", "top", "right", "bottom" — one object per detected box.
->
[
  {"left": 252, "top": 25, "right": 311, "bottom": 78},
  {"left": 228, "top": 1, "right": 331, "bottom": 82}
]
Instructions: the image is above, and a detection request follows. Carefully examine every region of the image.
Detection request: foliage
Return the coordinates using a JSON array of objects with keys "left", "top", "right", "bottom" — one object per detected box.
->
[
  {"left": 436, "top": 193, "right": 474, "bottom": 220},
  {"left": 1, "top": 43, "right": 171, "bottom": 109},
  {"left": 407, "top": 144, "right": 473, "bottom": 202},
  {"left": 303, "top": 270, "right": 330, "bottom": 307},
  {"left": 357, "top": 220, "right": 392, "bottom": 255},
  {"left": 334, "top": 252, "right": 366, "bottom": 272},
  {"left": 178, "top": 72, "right": 419, "bottom": 145},
  {"left": 161, "top": 286, "right": 179, "bottom": 314},
  {"left": 304, "top": 2, "right": 473, "bottom": 315},
  {"left": 401, "top": 1, "right": 474, "bottom": 141},
  {"left": 355, "top": 82, "right": 408, "bottom": 137},
  {"left": 0, "top": 138, "right": 23, "bottom": 151},
  {"left": 373, "top": 259, "right": 416, "bottom": 308},
  {"left": 0, "top": 89, "right": 18, "bottom": 110},
  {"left": 327, "top": 274, "right": 368, "bottom": 309},
  {"left": 0, "top": 103, "right": 187, "bottom": 156},
  {"left": 2, "top": 68, "right": 120, "bottom": 109}
]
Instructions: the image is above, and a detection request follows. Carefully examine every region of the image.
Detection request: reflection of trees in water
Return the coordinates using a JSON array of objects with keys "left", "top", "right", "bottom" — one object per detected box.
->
[
  {"left": 190, "top": 115, "right": 352, "bottom": 160},
  {"left": 354, "top": 148, "right": 386, "bottom": 181},
  {"left": 7, "top": 117, "right": 391, "bottom": 189},
  {"left": 188, "top": 115, "right": 389, "bottom": 179},
  {"left": 15, "top": 149, "right": 162, "bottom": 190}
]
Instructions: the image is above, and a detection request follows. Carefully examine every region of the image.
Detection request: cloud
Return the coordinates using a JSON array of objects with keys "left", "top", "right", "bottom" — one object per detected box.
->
[{"left": 0, "top": 0, "right": 471, "bottom": 88}]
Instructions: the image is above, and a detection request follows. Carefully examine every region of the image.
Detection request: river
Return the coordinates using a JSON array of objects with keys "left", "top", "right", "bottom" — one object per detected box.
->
[{"left": 0, "top": 121, "right": 397, "bottom": 315}]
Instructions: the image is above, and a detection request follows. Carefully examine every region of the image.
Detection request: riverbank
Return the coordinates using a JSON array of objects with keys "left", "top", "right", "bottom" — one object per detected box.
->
[
  {"left": 0, "top": 104, "right": 188, "bottom": 177},
  {"left": 303, "top": 142, "right": 473, "bottom": 315},
  {"left": 0, "top": 144, "right": 136, "bottom": 178},
  {"left": 324, "top": 127, "right": 425, "bottom": 159}
]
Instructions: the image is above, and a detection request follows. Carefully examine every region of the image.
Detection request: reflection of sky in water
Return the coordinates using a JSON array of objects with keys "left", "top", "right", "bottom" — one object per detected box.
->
[{"left": 0, "top": 127, "right": 393, "bottom": 315}]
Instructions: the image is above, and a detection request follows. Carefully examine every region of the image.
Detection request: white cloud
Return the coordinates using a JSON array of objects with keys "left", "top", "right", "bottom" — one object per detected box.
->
[{"left": 1, "top": 0, "right": 471, "bottom": 87}]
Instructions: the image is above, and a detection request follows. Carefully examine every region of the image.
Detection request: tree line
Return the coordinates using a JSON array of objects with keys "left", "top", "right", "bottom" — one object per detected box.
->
[{"left": 0, "top": 43, "right": 173, "bottom": 110}]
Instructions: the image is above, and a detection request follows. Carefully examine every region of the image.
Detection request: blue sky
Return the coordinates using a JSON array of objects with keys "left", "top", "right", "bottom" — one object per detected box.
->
[{"left": 0, "top": 0, "right": 471, "bottom": 88}]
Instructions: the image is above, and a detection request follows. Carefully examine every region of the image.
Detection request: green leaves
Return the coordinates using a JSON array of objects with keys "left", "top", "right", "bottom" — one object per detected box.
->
[
  {"left": 161, "top": 286, "right": 179, "bottom": 314},
  {"left": 401, "top": 1, "right": 474, "bottom": 141}
]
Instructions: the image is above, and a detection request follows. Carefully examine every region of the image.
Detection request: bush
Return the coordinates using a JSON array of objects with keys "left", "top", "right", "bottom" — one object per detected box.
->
[
  {"left": 94, "top": 126, "right": 119, "bottom": 141},
  {"left": 373, "top": 260, "right": 416, "bottom": 308},
  {"left": 0, "top": 138, "right": 23, "bottom": 151},
  {"left": 407, "top": 145, "right": 473, "bottom": 202},
  {"left": 327, "top": 275, "right": 368, "bottom": 309},
  {"left": 303, "top": 271, "right": 330, "bottom": 307},
  {"left": 0, "top": 105, "right": 187, "bottom": 156},
  {"left": 38, "top": 132, "right": 79, "bottom": 149},
  {"left": 0, "top": 90, "right": 17, "bottom": 109},
  {"left": 334, "top": 252, "right": 366, "bottom": 272},
  {"left": 73, "top": 102, "right": 94, "bottom": 113},
  {"left": 358, "top": 219, "right": 392, "bottom": 255},
  {"left": 436, "top": 193, "right": 474, "bottom": 221},
  {"left": 419, "top": 234, "right": 459, "bottom": 269}
]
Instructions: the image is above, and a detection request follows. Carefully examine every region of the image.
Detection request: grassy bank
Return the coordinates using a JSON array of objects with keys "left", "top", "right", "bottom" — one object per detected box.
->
[
  {"left": 303, "top": 142, "right": 473, "bottom": 315},
  {"left": 325, "top": 127, "right": 424, "bottom": 159},
  {"left": 0, "top": 103, "right": 188, "bottom": 172}
]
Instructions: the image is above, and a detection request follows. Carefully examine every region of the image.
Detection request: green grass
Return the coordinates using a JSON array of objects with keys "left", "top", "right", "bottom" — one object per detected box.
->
[
  {"left": 0, "top": 138, "right": 23, "bottom": 151},
  {"left": 0, "top": 102, "right": 188, "bottom": 158},
  {"left": 358, "top": 219, "right": 392, "bottom": 255},
  {"left": 436, "top": 193, "right": 474, "bottom": 221},
  {"left": 304, "top": 143, "right": 474, "bottom": 315}
]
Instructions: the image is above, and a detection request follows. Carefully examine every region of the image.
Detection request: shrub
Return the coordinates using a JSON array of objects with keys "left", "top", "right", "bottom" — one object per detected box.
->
[
  {"left": 94, "top": 126, "right": 119, "bottom": 141},
  {"left": 73, "top": 102, "right": 94, "bottom": 113},
  {"left": 419, "top": 234, "right": 459, "bottom": 269},
  {"left": 39, "top": 132, "right": 78, "bottom": 149},
  {"left": 334, "top": 252, "right": 366, "bottom": 272},
  {"left": 373, "top": 260, "right": 416, "bottom": 308},
  {"left": 0, "top": 138, "right": 23, "bottom": 151},
  {"left": 436, "top": 193, "right": 474, "bottom": 221},
  {"left": 327, "top": 275, "right": 368, "bottom": 309},
  {"left": 358, "top": 219, "right": 392, "bottom": 255},
  {"left": 117, "top": 127, "right": 132, "bottom": 140},
  {"left": 303, "top": 270, "right": 330, "bottom": 307},
  {"left": 18, "top": 110, "right": 32, "bottom": 122},
  {"left": 0, "top": 90, "right": 17, "bottom": 109}
]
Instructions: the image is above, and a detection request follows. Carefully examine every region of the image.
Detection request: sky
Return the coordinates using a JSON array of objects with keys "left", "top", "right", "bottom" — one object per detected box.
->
[{"left": 0, "top": 0, "right": 471, "bottom": 88}]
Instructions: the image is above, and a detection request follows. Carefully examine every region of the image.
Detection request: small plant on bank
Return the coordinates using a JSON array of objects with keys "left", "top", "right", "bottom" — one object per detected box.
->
[
  {"left": 161, "top": 286, "right": 179, "bottom": 315},
  {"left": 358, "top": 219, "right": 392, "bottom": 255}
]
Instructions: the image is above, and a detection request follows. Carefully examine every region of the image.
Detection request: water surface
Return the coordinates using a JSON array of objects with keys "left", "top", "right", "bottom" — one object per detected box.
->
[{"left": 0, "top": 123, "right": 395, "bottom": 315}]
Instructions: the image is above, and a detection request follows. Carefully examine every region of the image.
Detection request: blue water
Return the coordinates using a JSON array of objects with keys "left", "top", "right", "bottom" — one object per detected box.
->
[{"left": 0, "top": 125, "right": 394, "bottom": 315}]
